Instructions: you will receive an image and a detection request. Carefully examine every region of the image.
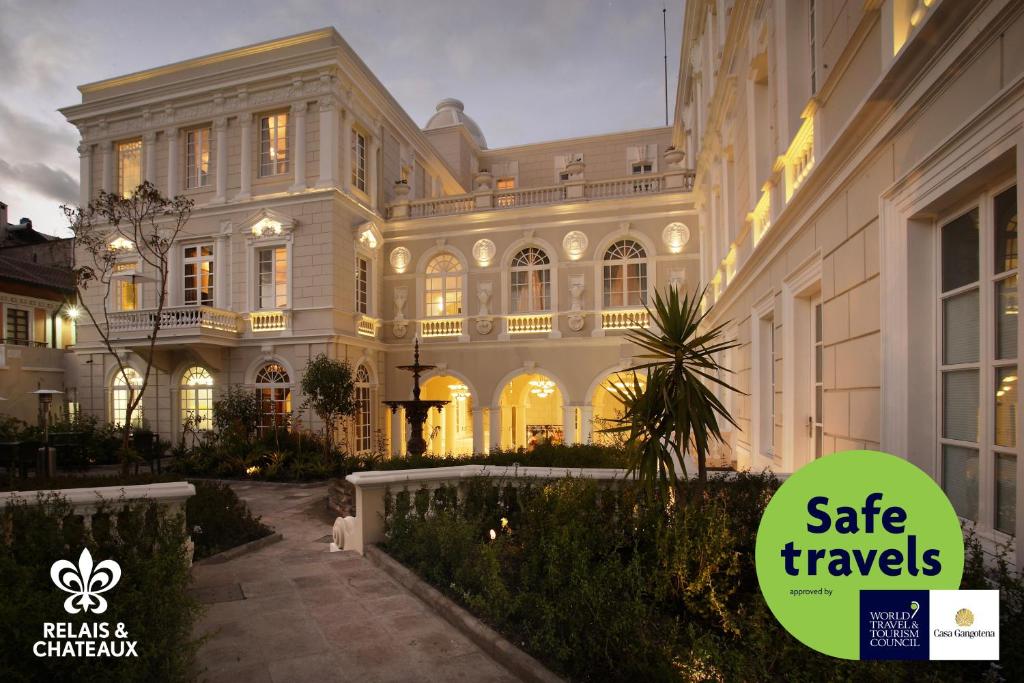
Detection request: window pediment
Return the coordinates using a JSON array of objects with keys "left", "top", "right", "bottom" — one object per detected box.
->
[{"left": 242, "top": 208, "right": 296, "bottom": 243}]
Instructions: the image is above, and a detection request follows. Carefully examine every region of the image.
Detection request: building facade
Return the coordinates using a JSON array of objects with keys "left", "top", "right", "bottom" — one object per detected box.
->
[
  {"left": 59, "top": 29, "right": 698, "bottom": 457},
  {"left": 682, "top": 0, "right": 1023, "bottom": 559}
]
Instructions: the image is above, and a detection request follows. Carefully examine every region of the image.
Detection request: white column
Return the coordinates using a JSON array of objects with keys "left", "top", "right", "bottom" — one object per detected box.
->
[
  {"left": 341, "top": 111, "right": 352, "bottom": 192},
  {"left": 368, "top": 133, "right": 380, "bottom": 209},
  {"left": 212, "top": 117, "right": 228, "bottom": 204},
  {"left": 237, "top": 114, "right": 253, "bottom": 200},
  {"left": 101, "top": 141, "right": 113, "bottom": 194},
  {"left": 143, "top": 131, "right": 157, "bottom": 184},
  {"left": 489, "top": 407, "right": 501, "bottom": 450},
  {"left": 562, "top": 405, "right": 579, "bottom": 445},
  {"left": 316, "top": 97, "right": 338, "bottom": 188},
  {"left": 77, "top": 142, "right": 92, "bottom": 206},
  {"left": 472, "top": 408, "right": 484, "bottom": 455},
  {"left": 580, "top": 406, "right": 594, "bottom": 444},
  {"left": 289, "top": 102, "right": 307, "bottom": 193},
  {"left": 215, "top": 232, "right": 231, "bottom": 309},
  {"left": 165, "top": 127, "right": 179, "bottom": 197},
  {"left": 390, "top": 408, "right": 404, "bottom": 456}
]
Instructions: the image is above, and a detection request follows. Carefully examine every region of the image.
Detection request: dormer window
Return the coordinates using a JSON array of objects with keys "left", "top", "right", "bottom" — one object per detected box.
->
[{"left": 631, "top": 162, "right": 653, "bottom": 175}]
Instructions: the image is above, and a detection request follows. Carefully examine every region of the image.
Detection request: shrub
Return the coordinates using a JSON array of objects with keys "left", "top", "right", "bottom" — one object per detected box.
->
[
  {"left": 186, "top": 481, "right": 272, "bottom": 560},
  {"left": 385, "top": 474, "right": 1019, "bottom": 682},
  {"left": 0, "top": 493, "right": 201, "bottom": 681},
  {"left": 212, "top": 387, "right": 261, "bottom": 441}
]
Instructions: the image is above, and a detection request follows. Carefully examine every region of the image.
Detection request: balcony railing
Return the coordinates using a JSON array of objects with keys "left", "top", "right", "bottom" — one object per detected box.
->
[
  {"left": 506, "top": 313, "right": 553, "bottom": 334},
  {"left": 394, "top": 171, "right": 694, "bottom": 220},
  {"left": 601, "top": 309, "right": 649, "bottom": 330},
  {"left": 109, "top": 305, "right": 241, "bottom": 334},
  {"left": 420, "top": 317, "right": 463, "bottom": 337},
  {"left": 357, "top": 315, "right": 381, "bottom": 337},
  {"left": 250, "top": 310, "right": 289, "bottom": 332}
]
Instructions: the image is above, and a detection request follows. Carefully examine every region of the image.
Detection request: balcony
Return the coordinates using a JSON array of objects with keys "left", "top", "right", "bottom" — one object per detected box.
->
[
  {"left": 420, "top": 318, "right": 463, "bottom": 338},
  {"left": 249, "top": 310, "right": 290, "bottom": 332},
  {"left": 108, "top": 305, "right": 241, "bottom": 340},
  {"left": 601, "top": 309, "right": 648, "bottom": 331},
  {"left": 506, "top": 314, "right": 553, "bottom": 335},
  {"left": 392, "top": 171, "right": 695, "bottom": 220},
  {"left": 357, "top": 315, "right": 381, "bottom": 338}
]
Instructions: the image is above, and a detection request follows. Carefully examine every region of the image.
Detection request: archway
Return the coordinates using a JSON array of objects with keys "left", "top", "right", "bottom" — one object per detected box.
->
[
  {"left": 497, "top": 372, "right": 565, "bottom": 449},
  {"left": 591, "top": 371, "right": 645, "bottom": 445},
  {"left": 420, "top": 374, "right": 474, "bottom": 455}
]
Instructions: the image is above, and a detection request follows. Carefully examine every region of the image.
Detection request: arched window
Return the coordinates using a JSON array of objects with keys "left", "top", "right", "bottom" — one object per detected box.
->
[
  {"left": 111, "top": 367, "right": 143, "bottom": 428},
  {"left": 510, "top": 247, "right": 551, "bottom": 313},
  {"left": 255, "top": 362, "right": 291, "bottom": 432},
  {"left": 181, "top": 366, "right": 214, "bottom": 430},
  {"left": 424, "top": 253, "right": 463, "bottom": 317},
  {"left": 602, "top": 240, "right": 648, "bottom": 308},
  {"left": 354, "top": 365, "right": 372, "bottom": 453}
]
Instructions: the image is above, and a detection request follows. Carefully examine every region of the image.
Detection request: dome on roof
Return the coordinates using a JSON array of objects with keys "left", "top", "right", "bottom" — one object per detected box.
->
[{"left": 424, "top": 98, "right": 487, "bottom": 149}]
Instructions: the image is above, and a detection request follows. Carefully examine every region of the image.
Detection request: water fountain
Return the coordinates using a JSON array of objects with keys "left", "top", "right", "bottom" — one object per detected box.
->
[{"left": 383, "top": 339, "right": 449, "bottom": 457}]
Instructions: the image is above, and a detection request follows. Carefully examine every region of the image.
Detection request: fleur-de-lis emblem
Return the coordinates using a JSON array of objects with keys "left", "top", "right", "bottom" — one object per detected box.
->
[{"left": 50, "top": 548, "right": 121, "bottom": 614}]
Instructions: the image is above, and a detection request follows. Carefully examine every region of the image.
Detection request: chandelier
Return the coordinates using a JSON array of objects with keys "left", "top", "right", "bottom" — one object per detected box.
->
[
  {"left": 448, "top": 383, "right": 470, "bottom": 399},
  {"left": 528, "top": 379, "right": 555, "bottom": 398}
]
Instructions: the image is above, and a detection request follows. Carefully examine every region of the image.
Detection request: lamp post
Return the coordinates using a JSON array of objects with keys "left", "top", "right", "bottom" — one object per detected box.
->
[{"left": 32, "top": 389, "right": 63, "bottom": 477}]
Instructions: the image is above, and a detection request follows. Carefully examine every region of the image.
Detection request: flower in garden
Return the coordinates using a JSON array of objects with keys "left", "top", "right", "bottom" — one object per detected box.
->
[
  {"left": 246, "top": 465, "right": 260, "bottom": 476},
  {"left": 500, "top": 517, "right": 508, "bottom": 528},
  {"left": 489, "top": 529, "right": 497, "bottom": 541}
]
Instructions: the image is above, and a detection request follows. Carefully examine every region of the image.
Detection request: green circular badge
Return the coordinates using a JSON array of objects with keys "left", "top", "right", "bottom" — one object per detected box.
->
[{"left": 755, "top": 450, "right": 964, "bottom": 659}]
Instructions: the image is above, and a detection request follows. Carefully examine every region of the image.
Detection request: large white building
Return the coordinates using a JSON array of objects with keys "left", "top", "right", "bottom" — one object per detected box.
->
[
  {"left": 58, "top": 0, "right": 1024, "bottom": 562},
  {"left": 59, "top": 27, "right": 697, "bottom": 460}
]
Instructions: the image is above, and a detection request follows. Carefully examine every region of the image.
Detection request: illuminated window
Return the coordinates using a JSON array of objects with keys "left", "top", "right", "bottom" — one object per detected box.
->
[
  {"left": 180, "top": 366, "right": 214, "bottom": 430},
  {"left": 5, "top": 308, "right": 29, "bottom": 344},
  {"left": 510, "top": 247, "right": 551, "bottom": 313},
  {"left": 183, "top": 244, "right": 214, "bottom": 306},
  {"left": 257, "top": 247, "right": 288, "bottom": 309},
  {"left": 356, "top": 256, "right": 369, "bottom": 314},
  {"left": 424, "top": 253, "right": 463, "bottom": 317},
  {"left": 118, "top": 279, "right": 139, "bottom": 311},
  {"left": 602, "top": 240, "right": 647, "bottom": 308},
  {"left": 939, "top": 185, "right": 1018, "bottom": 534},
  {"left": 117, "top": 140, "right": 142, "bottom": 198},
  {"left": 260, "top": 113, "right": 289, "bottom": 177},
  {"left": 186, "top": 127, "right": 211, "bottom": 189},
  {"left": 355, "top": 365, "right": 372, "bottom": 453},
  {"left": 256, "top": 363, "right": 291, "bottom": 433},
  {"left": 352, "top": 129, "right": 367, "bottom": 192},
  {"left": 112, "top": 367, "right": 143, "bottom": 428},
  {"left": 496, "top": 177, "right": 515, "bottom": 190}
]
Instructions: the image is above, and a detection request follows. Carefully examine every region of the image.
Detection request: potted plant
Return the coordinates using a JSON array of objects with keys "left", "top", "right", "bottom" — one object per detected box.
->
[
  {"left": 473, "top": 168, "right": 493, "bottom": 191},
  {"left": 565, "top": 156, "right": 585, "bottom": 177},
  {"left": 664, "top": 146, "right": 686, "bottom": 167}
]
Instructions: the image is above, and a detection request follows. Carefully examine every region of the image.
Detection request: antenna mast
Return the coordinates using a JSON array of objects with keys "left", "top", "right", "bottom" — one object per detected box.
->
[{"left": 663, "top": 4, "right": 669, "bottom": 126}]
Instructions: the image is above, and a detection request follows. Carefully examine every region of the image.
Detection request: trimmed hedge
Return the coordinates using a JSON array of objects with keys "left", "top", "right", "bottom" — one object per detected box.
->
[{"left": 385, "top": 474, "right": 1021, "bottom": 682}]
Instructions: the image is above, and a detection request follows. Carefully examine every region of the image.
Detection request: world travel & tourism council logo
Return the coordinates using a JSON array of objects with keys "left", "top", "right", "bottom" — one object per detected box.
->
[{"left": 33, "top": 549, "right": 139, "bottom": 658}]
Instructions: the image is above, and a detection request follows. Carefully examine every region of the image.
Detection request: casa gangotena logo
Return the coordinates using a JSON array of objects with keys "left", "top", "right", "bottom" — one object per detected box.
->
[
  {"left": 955, "top": 608, "right": 974, "bottom": 627},
  {"left": 50, "top": 548, "right": 122, "bottom": 614}
]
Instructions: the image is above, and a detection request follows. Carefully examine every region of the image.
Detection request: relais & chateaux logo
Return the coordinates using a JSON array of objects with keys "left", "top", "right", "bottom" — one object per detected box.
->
[
  {"left": 754, "top": 451, "right": 998, "bottom": 661},
  {"left": 33, "top": 549, "right": 139, "bottom": 658}
]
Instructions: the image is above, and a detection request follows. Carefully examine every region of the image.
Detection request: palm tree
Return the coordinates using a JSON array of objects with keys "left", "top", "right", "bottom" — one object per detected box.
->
[{"left": 605, "top": 285, "right": 740, "bottom": 491}]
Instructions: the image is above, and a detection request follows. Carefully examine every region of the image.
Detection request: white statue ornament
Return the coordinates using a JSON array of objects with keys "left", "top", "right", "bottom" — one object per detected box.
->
[
  {"left": 475, "top": 282, "right": 494, "bottom": 335},
  {"left": 568, "top": 276, "right": 585, "bottom": 331},
  {"left": 392, "top": 286, "right": 408, "bottom": 338}
]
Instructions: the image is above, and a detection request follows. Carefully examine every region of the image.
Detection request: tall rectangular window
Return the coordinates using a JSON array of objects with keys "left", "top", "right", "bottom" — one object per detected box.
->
[
  {"left": 352, "top": 129, "right": 367, "bottom": 192},
  {"left": 183, "top": 244, "right": 214, "bottom": 306},
  {"left": 5, "top": 308, "right": 29, "bottom": 344},
  {"left": 939, "top": 185, "right": 1018, "bottom": 535},
  {"left": 257, "top": 247, "right": 288, "bottom": 309},
  {"left": 117, "top": 140, "right": 142, "bottom": 198},
  {"left": 813, "top": 299, "right": 824, "bottom": 458},
  {"left": 185, "top": 127, "right": 211, "bottom": 189},
  {"left": 355, "top": 256, "right": 369, "bottom": 314},
  {"left": 260, "top": 113, "right": 289, "bottom": 177},
  {"left": 118, "top": 280, "right": 139, "bottom": 311}
]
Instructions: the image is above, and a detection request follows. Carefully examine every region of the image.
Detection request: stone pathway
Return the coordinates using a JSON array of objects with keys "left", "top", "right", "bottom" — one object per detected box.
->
[{"left": 190, "top": 481, "right": 518, "bottom": 683}]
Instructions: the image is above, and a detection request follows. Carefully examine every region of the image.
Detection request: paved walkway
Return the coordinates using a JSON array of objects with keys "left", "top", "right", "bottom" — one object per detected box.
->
[{"left": 190, "top": 481, "right": 518, "bottom": 683}]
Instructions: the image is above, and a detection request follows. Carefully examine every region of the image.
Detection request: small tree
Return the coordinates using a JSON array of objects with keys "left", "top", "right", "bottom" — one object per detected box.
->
[
  {"left": 605, "top": 285, "right": 740, "bottom": 492},
  {"left": 212, "top": 387, "right": 262, "bottom": 442},
  {"left": 299, "top": 354, "right": 357, "bottom": 452},
  {"left": 63, "top": 182, "right": 193, "bottom": 474}
]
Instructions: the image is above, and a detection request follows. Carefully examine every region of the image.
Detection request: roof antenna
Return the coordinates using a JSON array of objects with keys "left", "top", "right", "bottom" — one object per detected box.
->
[{"left": 663, "top": 3, "right": 669, "bottom": 126}]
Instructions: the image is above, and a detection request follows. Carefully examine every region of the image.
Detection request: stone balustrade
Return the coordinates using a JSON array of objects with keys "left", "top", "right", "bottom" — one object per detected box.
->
[
  {"left": 600, "top": 308, "right": 649, "bottom": 330},
  {"left": 249, "top": 310, "right": 290, "bottom": 332},
  {"left": 392, "top": 171, "right": 695, "bottom": 220},
  {"left": 109, "top": 305, "right": 241, "bottom": 334},
  {"left": 343, "top": 465, "right": 633, "bottom": 554},
  {"left": 420, "top": 317, "right": 463, "bottom": 337},
  {"left": 505, "top": 313, "right": 553, "bottom": 334},
  {"left": 357, "top": 315, "right": 381, "bottom": 338}
]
